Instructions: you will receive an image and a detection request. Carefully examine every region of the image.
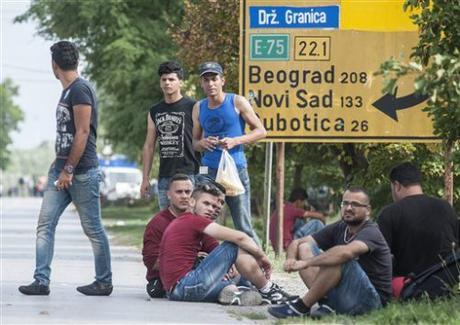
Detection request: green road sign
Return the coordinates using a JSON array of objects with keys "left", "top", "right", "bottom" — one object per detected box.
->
[{"left": 250, "top": 34, "right": 289, "bottom": 60}]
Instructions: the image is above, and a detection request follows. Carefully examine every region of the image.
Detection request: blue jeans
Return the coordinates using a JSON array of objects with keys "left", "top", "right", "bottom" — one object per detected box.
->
[
  {"left": 196, "top": 167, "right": 260, "bottom": 246},
  {"left": 157, "top": 174, "right": 196, "bottom": 210},
  {"left": 311, "top": 244, "right": 381, "bottom": 315},
  {"left": 169, "top": 242, "right": 237, "bottom": 302},
  {"left": 34, "top": 166, "right": 112, "bottom": 285},
  {"left": 293, "top": 219, "right": 325, "bottom": 239}
]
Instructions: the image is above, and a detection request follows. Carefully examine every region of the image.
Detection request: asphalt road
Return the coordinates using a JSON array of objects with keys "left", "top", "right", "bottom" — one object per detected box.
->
[{"left": 1, "top": 197, "right": 269, "bottom": 324}]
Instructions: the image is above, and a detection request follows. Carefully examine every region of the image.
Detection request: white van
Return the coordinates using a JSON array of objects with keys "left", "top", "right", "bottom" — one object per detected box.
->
[{"left": 100, "top": 167, "right": 142, "bottom": 204}]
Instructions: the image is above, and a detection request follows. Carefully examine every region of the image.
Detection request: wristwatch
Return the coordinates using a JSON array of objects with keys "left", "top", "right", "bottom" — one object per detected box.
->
[{"left": 63, "top": 164, "right": 74, "bottom": 174}]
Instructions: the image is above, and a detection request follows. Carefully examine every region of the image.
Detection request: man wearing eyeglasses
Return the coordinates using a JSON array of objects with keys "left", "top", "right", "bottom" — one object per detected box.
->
[{"left": 269, "top": 186, "right": 392, "bottom": 319}]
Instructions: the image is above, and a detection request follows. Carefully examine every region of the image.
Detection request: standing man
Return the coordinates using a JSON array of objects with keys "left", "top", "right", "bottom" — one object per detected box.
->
[
  {"left": 19, "top": 41, "right": 112, "bottom": 296},
  {"left": 269, "top": 187, "right": 325, "bottom": 253},
  {"left": 141, "top": 61, "right": 199, "bottom": 210},
  {"left": 192, "top": 62, "right": 266, "bottom": 244},
  {"left": 142, "top": 173, "right": 194, "bottom": 298},
  {"left": 269, "top": 186, "right": 392, "bottom": 319},
  {"left": 377, "top": 162, "right": 458, "bottom": 278}
]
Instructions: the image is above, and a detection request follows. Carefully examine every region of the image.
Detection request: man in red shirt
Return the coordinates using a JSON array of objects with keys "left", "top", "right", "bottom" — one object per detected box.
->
[
  {"left": 142, "top": 174, "right": 194, "bottom": 298},
  {"left": 159, "top": 185, "right": 294, "bottom": 305},
  {"left": 270, "top": 188, "right": 325, "bottom": 253}
]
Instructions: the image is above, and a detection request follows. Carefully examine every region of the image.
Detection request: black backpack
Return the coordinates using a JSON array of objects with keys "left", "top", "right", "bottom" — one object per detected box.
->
[{"left": 400, "top": 249, "right": 460, "bottom": 300}]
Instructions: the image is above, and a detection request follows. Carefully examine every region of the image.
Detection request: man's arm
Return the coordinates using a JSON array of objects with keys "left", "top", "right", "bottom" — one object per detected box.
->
[
  {"left": 291, "top": 240, "right": 369, "bottom": 271},
  {"left": 302, "top": 210, "right": 326, "bottom": 223},
  {"left": 219, "top": 95, "right": 267, "bottom": 150},
  {"left": 376, "top": 210, "right": 392, "bottom": 249},
  {"left": 192, "top": 101, "right": 218, "bottom": 152},
  {"left": 203, "top": 223, "right": 271, "bottom": 277},
  {"left": 284, "top": 236, "right": 317, "bottom": 271},
  {"left": 141, "top": 113, "right": 157, "bottom": 198},
  {"left": 57, "top": 104, "right": 91, "bottom": 189}
]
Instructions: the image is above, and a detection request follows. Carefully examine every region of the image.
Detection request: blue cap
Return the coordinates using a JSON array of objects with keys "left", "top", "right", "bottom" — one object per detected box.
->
[{"left": 199, "top": 62, "right": 223, "bottom": 76}]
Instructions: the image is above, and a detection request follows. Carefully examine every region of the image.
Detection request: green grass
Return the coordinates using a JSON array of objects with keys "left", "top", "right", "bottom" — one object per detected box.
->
[
  {"left": 103, "top": 205, "right": 460, "bottom": 325},
  {"left": 102, "top": 205, "right": 155, "bottom": 247},
  {"left": 277, "top": 297, "right": 460, "bottom": 324}
]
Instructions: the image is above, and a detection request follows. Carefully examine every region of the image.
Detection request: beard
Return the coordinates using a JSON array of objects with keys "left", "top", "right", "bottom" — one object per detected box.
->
[
  {"left": 342, "top": 216, "right": 366, "bottom": 226},
  {"left": 344, "top": 219, "right": 363, "bottom": 226}
]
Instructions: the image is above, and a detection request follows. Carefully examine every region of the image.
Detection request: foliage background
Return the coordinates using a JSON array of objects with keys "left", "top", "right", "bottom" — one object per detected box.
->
[{"left": 15, "top": 0, "right": 459, "bottom": 217}]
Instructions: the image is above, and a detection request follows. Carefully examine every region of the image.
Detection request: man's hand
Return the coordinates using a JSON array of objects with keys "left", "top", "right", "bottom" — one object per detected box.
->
[
  {"left": 257, "top": 255, "right": 272, "bottom": 279},
  {"left": 283, "top": 258, "right": 297, "bottom": 273},
  {"left": 56, "top": 171, "right": 73, "bottom": 190},
  {"left": 219, "top": 137, "right": 239, "bottom": 150},
  {"left": 224, "top": 264, "right": 239, "bottom": 280},
  {"left": 290, "top": 260, "right": 310, "bottom": 272},
  {"left": 140, "top": 179, "right": 151, "bottom": 198},
  {"left": 199, "top": 136, "right": 219, "bottom": 151}
]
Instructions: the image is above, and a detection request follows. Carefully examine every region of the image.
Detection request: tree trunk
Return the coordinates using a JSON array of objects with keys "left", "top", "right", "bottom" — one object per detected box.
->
[
  {"left": 443, "top": 139, "right": 454, "bottom": 206},
  {"left": 293, "top": 164, "right": 304, "bottom": 188}
]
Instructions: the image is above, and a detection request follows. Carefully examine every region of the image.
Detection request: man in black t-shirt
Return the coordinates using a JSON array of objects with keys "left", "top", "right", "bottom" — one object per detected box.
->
[
  {"left": 19, "top": 41, "right": 112, "bottom": 297},
  {"left": 377, "top": 162, "right": 458, "bottom": 279},
  {"left": 141, "top": 61, "right": 199, "bottom": 210},
  {"left": 269, "top": 186, "right": 392, "bottom": 319}
]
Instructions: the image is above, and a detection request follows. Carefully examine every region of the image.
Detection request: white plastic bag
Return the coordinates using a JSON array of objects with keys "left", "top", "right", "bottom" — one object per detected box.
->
[{"left": 215, "top": 149, "right": 245, "bottom": 197}]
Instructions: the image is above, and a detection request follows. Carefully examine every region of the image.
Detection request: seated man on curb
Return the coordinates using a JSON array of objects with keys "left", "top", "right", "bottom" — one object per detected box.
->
[
  {"left": 270, "top": 187, "right": 326, "bottom": 253},
  {"left": 269, "top": 186, "right": 392, "bottom": 319},
  {"left": 159, "top": 184, "right": 294, "bottom": 305},
  {"left": 142, "top": 174, "right": 194, "bottom": 298},
  {"left": 377, "top": 162, "right": 458, "bottom": 297}
]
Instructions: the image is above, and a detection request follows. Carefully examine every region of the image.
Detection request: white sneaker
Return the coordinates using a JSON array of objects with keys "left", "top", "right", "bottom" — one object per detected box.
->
[{"left": 218, "top": 286, "right": 262, "bottom": 306}]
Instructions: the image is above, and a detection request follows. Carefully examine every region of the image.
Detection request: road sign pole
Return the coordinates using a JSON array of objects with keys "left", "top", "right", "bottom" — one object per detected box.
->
[
  {"left": 263, "top": 141, "right": 273, "bottom": 253},
  {"left": 275, "top": 142, "right": 285, "bottom": 257}
]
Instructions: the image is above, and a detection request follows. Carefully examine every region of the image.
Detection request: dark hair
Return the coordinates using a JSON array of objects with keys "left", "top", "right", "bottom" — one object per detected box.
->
[
  {"left": 345, "top": 185, "right": 370, "bottom": 204},
  {"left": 50, "top": 41, "right": 79, "bottom": 71},
  {"left": 158, "top": 61, "right": 184, "bottom": 79},
  {"left": 168, "top": 173, "right": 192, "bottom": 189},
  {"left": 289, "top": 187, "right": 308, "bottom": 202},
  {"left": 389, "top": 162, "right": 422, "bottom": 186},
  {"left": 192, "top": 183, "right": 224, "bottom": 199}
]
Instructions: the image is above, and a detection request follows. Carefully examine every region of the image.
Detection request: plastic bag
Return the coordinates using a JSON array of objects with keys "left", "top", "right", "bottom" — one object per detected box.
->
[{"left": 215, "top": 149, "right": 245, "bottom": 196}]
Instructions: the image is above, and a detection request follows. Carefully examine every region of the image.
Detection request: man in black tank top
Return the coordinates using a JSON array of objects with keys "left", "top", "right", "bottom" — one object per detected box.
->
[{"left": 141, "top": 61, "right": 199, "bottom": 210}]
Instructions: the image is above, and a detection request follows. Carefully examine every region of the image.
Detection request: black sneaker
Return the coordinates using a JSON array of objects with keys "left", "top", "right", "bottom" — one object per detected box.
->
[
  {"left": 268, "top": 300, "right": 310, "bottom": 319},
  {"left": 260, "top": 283, "right": 296, "bottom": 305},
  {"left": 18, "top": 280, "right": 50, "bottom": 296},
  {"left": 310, "top": 304, "right": 335, "bottom": 319},
  {"left": 76, "top": 281, "right": 113, "bottom": 296}
]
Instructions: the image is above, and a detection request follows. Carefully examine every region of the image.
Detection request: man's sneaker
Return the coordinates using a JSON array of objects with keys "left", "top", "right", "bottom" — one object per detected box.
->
[
  {"left": 260, "top": 283, "right": 296, "bottom": 305},
  {"left": 18, "top": 280, "right": 50, "bottom": 296},
  {"left": 218, "top": 287, "right": 262, "bottom": 306},
  {"left": 76, "top": 281, "right": 113, "bottom": 296},
  {"left": 310, "top": 304, "right": 335, "bottom": 319},
  {"left": 268, "top": 300, "right": 310, "bottom": 319}
]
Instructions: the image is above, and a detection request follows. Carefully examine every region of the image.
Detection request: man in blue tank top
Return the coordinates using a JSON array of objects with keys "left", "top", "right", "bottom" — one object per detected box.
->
[{"left": 192, "top": 62, "right": 267, "bottom": 245}]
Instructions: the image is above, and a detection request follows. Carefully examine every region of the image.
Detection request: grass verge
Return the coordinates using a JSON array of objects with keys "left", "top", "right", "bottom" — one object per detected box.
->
[{"left": 101, "top": 205, "right": 154, "bottom": 247}]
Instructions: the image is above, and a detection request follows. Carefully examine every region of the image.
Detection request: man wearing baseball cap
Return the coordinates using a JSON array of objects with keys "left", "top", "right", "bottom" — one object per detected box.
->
[{"left": 192, "top": 61, "right": 266, "bottom": 245}]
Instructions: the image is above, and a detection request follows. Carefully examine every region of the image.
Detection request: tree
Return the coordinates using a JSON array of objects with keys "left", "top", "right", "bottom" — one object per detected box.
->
[
  {"left": 376, "top": 0, "right": 460, "bottom": 203},
  {"left": 172, "top": 0, "right": 459, "bottom": 215},
  {"left": 0, "top": 79, "right": 24, "bottom": 170},
  {"left": 171, "top": 0, "right": 240, "bottom": 93},
  {"left": 16, "top": 0, "right": 184, "bottom": 159}
]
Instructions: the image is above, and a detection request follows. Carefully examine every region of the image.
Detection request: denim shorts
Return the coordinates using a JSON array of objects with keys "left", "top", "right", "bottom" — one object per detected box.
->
[
  {"left": 311, "top": 244, "right": 382, "bottom": 315},
  {"left": 168, "top": 242, "right": 238, "bottom": 302}
]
